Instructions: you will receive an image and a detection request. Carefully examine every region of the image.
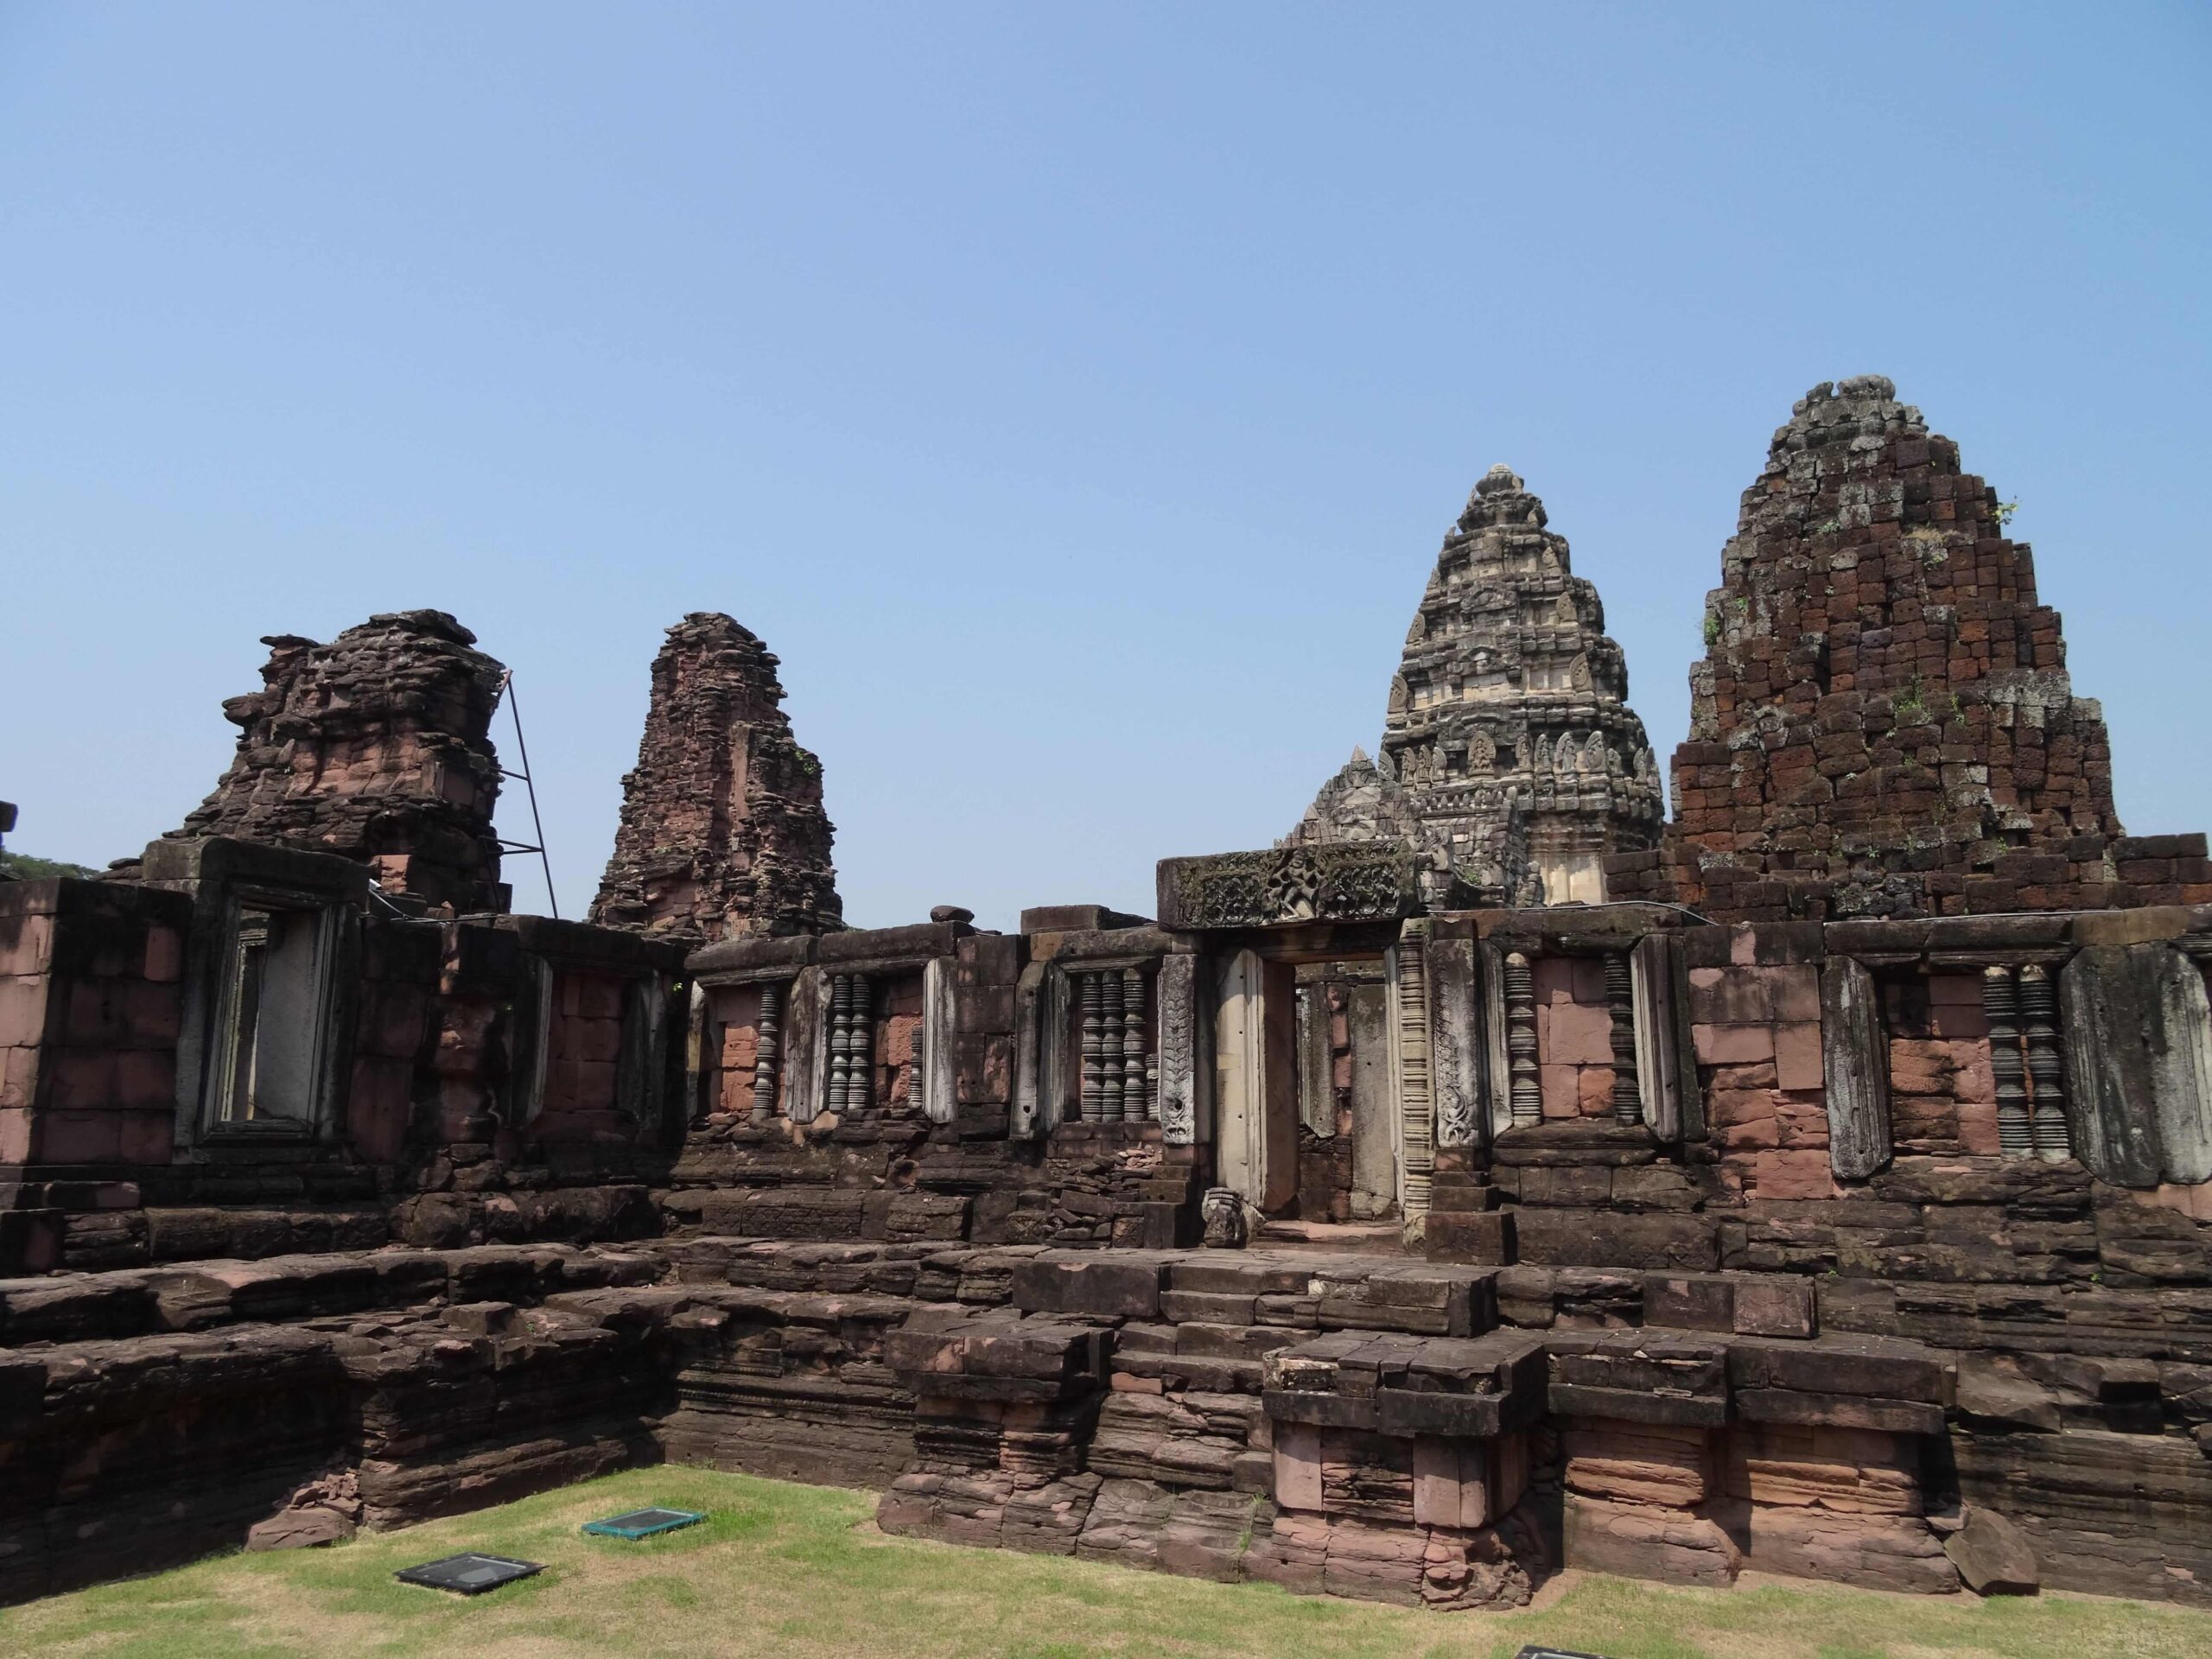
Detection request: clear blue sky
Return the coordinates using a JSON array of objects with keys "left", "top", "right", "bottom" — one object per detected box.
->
[{"left": 4, "top": 4, "right": 2207, "bottom": 930}]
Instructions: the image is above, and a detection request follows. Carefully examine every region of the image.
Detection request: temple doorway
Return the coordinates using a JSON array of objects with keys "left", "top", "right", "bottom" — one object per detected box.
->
[
  {"left": 1211, "top": 948, "right": 1399, "bottom": 1224},
  {"left": 1292, "top": 962, "right": 1398, "bottom": 1223}
]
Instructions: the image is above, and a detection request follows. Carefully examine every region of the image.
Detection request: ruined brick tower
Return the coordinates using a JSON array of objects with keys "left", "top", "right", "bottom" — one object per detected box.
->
[
  {"left": 163, "top": 609, "right": 508, "bottom": 913},
  {"left": 1292, "top": 465, "right": 1663, "bottom": 905},
  {"left": 589, "top": 612, "right": 841, "bottom": 944},
  {"left": 1613, "top": 376, "right": 2137, "bottom": 922}
]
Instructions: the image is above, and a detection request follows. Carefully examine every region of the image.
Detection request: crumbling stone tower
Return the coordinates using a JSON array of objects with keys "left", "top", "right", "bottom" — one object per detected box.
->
[
  {"left": 1292, "top": 465, "right": 1663, "bottom": 905},
  {"left": 589, "top": 612, "right": 842, "bottom": 944},
  {"left": 1612, "top": 376, "right": 2135, "bottom": 922},
  {"left": 163, "top": 609, "right": 507, "bottom": 913}
]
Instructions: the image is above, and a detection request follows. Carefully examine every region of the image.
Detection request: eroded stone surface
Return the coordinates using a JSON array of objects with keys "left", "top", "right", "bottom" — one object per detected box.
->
[
  {"left": 1613, "top": 377, "right": 2177, "bottom": 924},
  {"left": 590, "top": 613, "right": 841, "bottom": 944},
  {"left": 158, "top": 611, "right": 506, "bottom": 913}
]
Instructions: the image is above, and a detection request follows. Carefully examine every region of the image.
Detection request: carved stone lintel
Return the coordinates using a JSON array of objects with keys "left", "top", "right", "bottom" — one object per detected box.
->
[
  {"left": 1504, "top": 951, "right": 1539, "bottom": 1128},
  {"left": 1984, "top": 965, "right": 2029, "bottom": 1160},
  {"left": 2018, "top": 964, "right": 2070, "bottom": 1164},
  {"left": 1605, "top": 950, "right": 1640, "bottom": 1126},
  {"left": 1156, "top": 842, "right": 1421, "bottom": 931}
]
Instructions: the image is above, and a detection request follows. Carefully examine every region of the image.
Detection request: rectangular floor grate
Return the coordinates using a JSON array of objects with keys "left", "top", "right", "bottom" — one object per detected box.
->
[
  {"left": 394, "top": 1553, "right": 545, "bottom": 1595},
  {"left": 582, "top": 1507, "right": 707, "bottom": 1540}
]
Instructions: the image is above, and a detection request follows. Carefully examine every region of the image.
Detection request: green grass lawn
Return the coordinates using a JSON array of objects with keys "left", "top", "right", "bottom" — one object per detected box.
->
[{"left": 2, "top": 1467, "right": 2205, "bottom": 1659}]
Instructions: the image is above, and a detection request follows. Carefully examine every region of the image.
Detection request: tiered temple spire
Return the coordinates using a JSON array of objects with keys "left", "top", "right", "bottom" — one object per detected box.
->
[{"left": 1288, "top": 465, "right": 1662, "bottom": 905}]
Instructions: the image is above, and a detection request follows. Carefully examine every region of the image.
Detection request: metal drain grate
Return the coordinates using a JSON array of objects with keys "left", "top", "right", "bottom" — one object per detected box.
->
[
  {"left": 394, "top": 1553, "right": 545, "bottom": 1595},
  {"left": 582, "top": 1507, "right": 707, "bottom": 1540}
]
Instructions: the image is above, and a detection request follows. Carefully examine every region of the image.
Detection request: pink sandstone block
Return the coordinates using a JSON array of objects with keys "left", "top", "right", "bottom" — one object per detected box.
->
[
  {"left": 1532, "top": 957, "right": 1578, "bottom": 1007},
  {"left": 0, "top": 1046, "right": 36, "bottom": 1111},
  {"left": 1772, "top": 1096, "right": 1829, "bottom": 1150},
  {"left": 1927, "top": 972, "right": 1984, "bottom": 1006},
  {"left": 1732, "top": 1276, "right": 1816, "bottom": 1338},
  {"left": 1546, "top": 1001, "right": 1615, "bottom": 1065},
  {"left": 1745, "top": 1148, "right": 1836, "bottom": 1200},
  {"left": 363, "top": 985, "right": 429, "bottom": 1058},
  {"left": 1925, "top": 1001, "right": 1990, "bottom": 1039},
  {"left": 572, "top": 1058, "right": 619, "bottom": 1110},
  {"left": 143, "top": 925, "right": 185, "bottom": 984},
  {"left": 0, "top": 977, "right": 48, "bottom": 1048},
  {"left": 0, "top": 914, "right": 57, "bottom": 976},
  {"left": 575, "top": 1016, "right": 624, "bottom": 1065},
  {"left": 1274, "top": 1421, "right": 1323, "bottom": 1513},
  {"left": 1772, "top": 1022, "right": 1824, "bottom": 1090},
  {"left": 117, "top": 1112, "right": 175, "bottom": 1165},
  {"left": 1571, "top": 957, "right": 1609, "bottom": 1004},
  {"left": 1769, "top": 966, "right": 1821, "bottom": 1021},
  {"left": 38, "top": 1109, "right": 123, "bottom": 1163},
  {"left": 1690, "top": 967, "right": 1772, "bottom": 1025},
  {"left": 114, "top": 1050, "right": 175, "bottom": 1111},
  {"left": 47, "top": 1050, "right": 118, "bottom": 1110},
  {"left": 64, "top": 982, "right": 121, "bottom": 1046},
  {"left": 0, "top": 1108, "right": 30, "bottom": 1163},
  {"left": 1413, "top": 1437, "right": 1490, "bottom": 1529},
  {"left": 1577, "top": 1065, "right": 1617, "bottom": 1116},
  {"left": 1695, "top": 1023, "right": 1775, "bottom": 1065},
  {"left": 577, "top": 976, "right": 625, "bottom": 1020},
  {"left": 124, "top": 982, "right": 181, "bottom": 1046},
  {"left": 1539, "top": 1063, "right": 1582, "bottom": 1120},
  {"left": 1730, "top": 926, "right": 1758, "bottom": 965},
  {"left": 1955, "top": 1094, "right": 2001, "bottom": 1156},
  {"left": 1718, "top": 1109, "right": 1780, "bottom": 1152}
]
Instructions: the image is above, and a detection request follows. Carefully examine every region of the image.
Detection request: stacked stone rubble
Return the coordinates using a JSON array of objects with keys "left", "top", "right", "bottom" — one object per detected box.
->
[
  {"left": 1294, "top": 467, "right": 1662, "bottom": 906},
  {"left": 590, "top": 613, "right": 842, "bottom": 944},
  {"left": 161, "top": 611, "right": 506, "bottom": 914},
  {"left": 1609, "top": 378, "right": 2202, "bottom": 923}
]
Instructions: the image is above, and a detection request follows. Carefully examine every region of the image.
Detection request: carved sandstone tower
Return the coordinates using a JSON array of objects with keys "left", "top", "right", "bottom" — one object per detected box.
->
[
  {"left": 162, "top": 609, "right": 508, "bottom": 913},
  {"left": 1616, "top": 376, "right": 2129, "bottom": 922},
  {"left": 1291, "top": 466, "right": 1662, "bottom": 905},
  {"left": 589, "top": 612, "right": 842, "bottom": 944}
]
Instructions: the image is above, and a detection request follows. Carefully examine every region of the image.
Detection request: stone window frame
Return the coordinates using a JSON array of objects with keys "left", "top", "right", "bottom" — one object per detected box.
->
[
  {"left": 192, "top": 880, "right": 354, "bottom": 1147},
  {"left": 506, "top": 952, "right": 673, "bottom": 1135},
  {"left": 688, "top": 934, "right": 957, "bottom": 1131},
  {"left": 1465, "top": 915, "right": 1697, "bottom": 1147},
  {"left": 1035, "top": 951, "right": 1162, "bottom": 1133}
]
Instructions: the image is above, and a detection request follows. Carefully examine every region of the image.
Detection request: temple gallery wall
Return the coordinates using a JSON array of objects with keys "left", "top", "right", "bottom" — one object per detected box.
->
[{"left": 2, "top": 378, "right": 2209, "bottom": 1613}]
